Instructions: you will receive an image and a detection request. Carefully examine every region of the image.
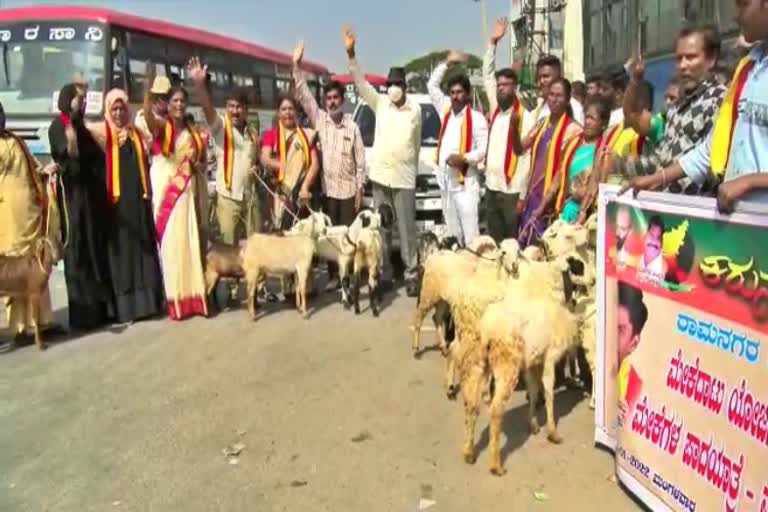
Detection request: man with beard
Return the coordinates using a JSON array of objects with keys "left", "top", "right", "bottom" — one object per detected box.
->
[
  {"left": 623, "top": 0, "right": 768, "bottom": 213},
  {"left": 344, "top": 25, "right": 421, "bottom": 296},
  {"left": 293, "top": 41, "right": 366, "bottom": 290},
  {"left": 427, "top": 51, "right": 489, "bottom": 246},
  {"left": 623, "top": 25, "right": 727, "bottom": 195},
  {"left": 482, "top": 17, "right": 534, "bottom": 243}
]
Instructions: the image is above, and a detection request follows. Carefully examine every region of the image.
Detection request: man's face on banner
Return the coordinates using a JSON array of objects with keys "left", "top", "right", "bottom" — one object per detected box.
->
[
  {"left": 616, "top": 209, "right": 631, "bottom": 251},
  {"left": 644, "top": 224, "right": 663, "bottom": 262},
  {"left": 617, "top": 305, "right": 641, "bottom": 361}
]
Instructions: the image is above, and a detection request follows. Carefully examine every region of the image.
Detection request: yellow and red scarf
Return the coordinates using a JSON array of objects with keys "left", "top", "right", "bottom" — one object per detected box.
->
[
  {"left": 558, "top": 134, "right": 603, "bottom": 212},
  {"left": 274, "top": 122, "right": 311, "bottom": 184},
  {"left": 221, "top": 116, "right": 256, "bottom": 191},
  {"left": 602, "top": 121, "right": 645, "bottom": 162},
  {"left": 486, "top": 102, "right": 526, "bottom": 185},
  {"left": 157, "top": 120, "right": 204, "bottom": 162},
  {"left": 529, "top": 114, "right": 572, "bottom": 206},
  {"left": 435, "top": 105, "right": 473, "bottom": 184},
  {"left": 105, "top": 121, "right": 150, "bottom": 204},
  {"left": 711, "top": 56, "right": 755, "bottom": 177}
]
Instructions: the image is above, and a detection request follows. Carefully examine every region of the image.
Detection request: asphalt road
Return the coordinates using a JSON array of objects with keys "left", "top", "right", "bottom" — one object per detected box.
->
[{"left": 0, "top": 267, "right": 639, "bottom": 512}]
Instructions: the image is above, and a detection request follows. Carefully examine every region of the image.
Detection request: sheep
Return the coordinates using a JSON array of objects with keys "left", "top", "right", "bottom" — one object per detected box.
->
[
  {"left": 240, "top": 214, "right": 325, "bottom": 319},
  {"left": 313, "top": 225, "right": 357, "bottom": 307},
  {"left": 475, "top": 250, "right": 594, "bottom": 474},
  {"left": 0, "top": 236, "right": 61, "bottom": 351},
  {"left": 412, "top": 237, "right": 517, "bottom": 358},
  {"left": 351, "top": 220, "right": 384, "bottom": 316},
  {"left": 204, "top": 241, "right": 246, "bottom": 312}
]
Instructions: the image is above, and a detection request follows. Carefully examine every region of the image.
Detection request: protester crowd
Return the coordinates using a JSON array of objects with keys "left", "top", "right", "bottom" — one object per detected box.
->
[{"left": 1, "top": 0, "right": 766, "bottom": 352}]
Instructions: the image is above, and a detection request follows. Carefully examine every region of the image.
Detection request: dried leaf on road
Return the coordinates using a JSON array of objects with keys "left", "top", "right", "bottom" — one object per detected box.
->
[
  {"left": 222, "top": 442, "right": 246, "bottom": 457},
  {"left": 418, "top": 498, "right": 437, "bottom": 510},
  {"left": 290, "top": 480, "right": 308, "bottom": 488},
  {"left": 228, "top": 457, "right": 239, "bottom": 465},
  {"left": 533, "top": 491, "right": 549, "bottom": 501},
  {"left": 350, "top": 430, "right": 372, "bottom": 443}
]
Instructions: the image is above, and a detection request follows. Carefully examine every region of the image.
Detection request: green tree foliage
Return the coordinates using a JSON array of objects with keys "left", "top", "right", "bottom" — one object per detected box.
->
[{"left": 403, "top": 50, "right": 487, "bottom": 110}]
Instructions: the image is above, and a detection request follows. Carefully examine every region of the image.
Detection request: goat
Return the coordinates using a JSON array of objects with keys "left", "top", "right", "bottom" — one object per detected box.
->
[{"left": 0, "top": 237, "right": 60, "bottom": 350}]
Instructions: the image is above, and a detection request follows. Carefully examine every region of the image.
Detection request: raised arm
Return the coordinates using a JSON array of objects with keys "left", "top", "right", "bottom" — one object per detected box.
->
[
  {"left": 292, "top": 40, "right": 322, "bottom": 127},
  {"left": 353, "top": 122, "right": 366, "bottom": 198},
  {"left": 344, "top": 25, "right": 380, "bottom": 111},
  {"left": 623, "top": 55, "right": 653, "bottom": 136},
  {"left": 188, "top": 56, "right": 218, "bottom": 128},
  {"left": 484, "top": 17, "right": 508, "bottom": 113},
  {"left": 142, "top": 61, "right": 164, "bottom": 136}
]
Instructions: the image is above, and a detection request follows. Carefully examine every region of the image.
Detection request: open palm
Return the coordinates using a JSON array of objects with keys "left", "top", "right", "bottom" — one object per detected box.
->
[
  {"left": 491, "top": 17, "right": 508, "bottom": 43},
  {"left": 188, "top": 57, "right": 208, "bottom": 85}
]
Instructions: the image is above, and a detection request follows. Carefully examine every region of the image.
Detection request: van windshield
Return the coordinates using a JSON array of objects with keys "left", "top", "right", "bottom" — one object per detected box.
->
[{"left": 355, "top": 102, "right": 440, "bottom": 148}]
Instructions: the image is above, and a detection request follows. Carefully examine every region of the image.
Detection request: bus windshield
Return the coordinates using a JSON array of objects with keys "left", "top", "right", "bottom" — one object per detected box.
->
[{"left": 0, "top": 21, "right": 106, "bottom": 115}]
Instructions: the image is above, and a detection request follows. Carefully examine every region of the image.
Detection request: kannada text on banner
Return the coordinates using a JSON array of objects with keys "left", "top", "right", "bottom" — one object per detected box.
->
[{"left": 595, "top": 189, "right": 768, "bottom": 512}]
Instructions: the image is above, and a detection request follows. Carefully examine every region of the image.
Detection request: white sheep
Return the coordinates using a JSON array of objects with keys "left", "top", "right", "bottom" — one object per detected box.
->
[{"left": 241, "top": 214, "right": 326, "bottom": 319}]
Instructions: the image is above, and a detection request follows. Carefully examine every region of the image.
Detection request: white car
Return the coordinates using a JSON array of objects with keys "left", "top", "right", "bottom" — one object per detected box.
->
[{"left": 351, "top": 93, "right": 447, "bottom": 245}]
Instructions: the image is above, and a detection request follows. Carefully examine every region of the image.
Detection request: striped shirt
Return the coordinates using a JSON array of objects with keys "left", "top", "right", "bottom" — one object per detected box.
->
[{"left": 294, "top": 69, "right": 366, "bottom": 200}]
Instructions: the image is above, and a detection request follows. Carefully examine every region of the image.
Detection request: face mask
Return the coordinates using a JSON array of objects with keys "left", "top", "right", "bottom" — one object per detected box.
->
[
  {"left": 329, "top": 110, "right": 344, "bottom": 124},
  {"left": 387, "top": 85, "right": 404, "bottom": 104}
]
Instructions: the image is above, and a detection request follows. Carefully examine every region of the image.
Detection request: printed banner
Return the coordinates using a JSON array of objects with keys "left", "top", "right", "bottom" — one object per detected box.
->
[{"left": 595, "top": 185, "right": 768, "bottom": 512}]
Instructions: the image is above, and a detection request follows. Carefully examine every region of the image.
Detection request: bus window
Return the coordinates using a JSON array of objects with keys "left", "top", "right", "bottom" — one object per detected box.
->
[
  {"left": 0, "top": 21, "right": 106, "bottom": 115},
  {"left": 125, "top": 31, "right": 167, "bottom": 102}
]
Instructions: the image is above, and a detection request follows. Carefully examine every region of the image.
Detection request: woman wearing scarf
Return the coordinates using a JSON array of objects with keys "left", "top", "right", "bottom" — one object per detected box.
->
[
  {"left": 518, "top": 78, "right": 582, "bottom": 245},
  {"left": 531, "top": 98, "right": 611, "bottom": 224},
  {"left": 1, "top": 102, "right": 62, "bottom": 352},
  {"left": 260, "top": 96, "right": 319, "bottom": 231},
  {"left": 48, "top": 84, "right": 115, "bottom": 331},
  {"left": 142, "top": 66, "right": 209, "bottom": 320},
  {"left": 80, "top": 89, "right": 165, "bottom": 323}
]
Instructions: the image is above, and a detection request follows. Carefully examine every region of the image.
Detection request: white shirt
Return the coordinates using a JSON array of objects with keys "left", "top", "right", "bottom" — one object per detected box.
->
[
  {"left": 427, "top": 62, "right": 489, "bottom": 193},
  {"left": 609, "top": 108, "right": 624, "bottom": 127},
  {"left": 210, "top": 115, "right": 256, "bottom": 201},
  {"left": 532, "top": 97, "right": 585, "bottom": 126},
  {"left": 349, "top": 58, "right": 422, "bottom": 189},
  {"left": 482, "top": 43, "right": 535, "bottom": 197}
]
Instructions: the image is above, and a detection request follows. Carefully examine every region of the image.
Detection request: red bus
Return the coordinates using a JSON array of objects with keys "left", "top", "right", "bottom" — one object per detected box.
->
[{"left": 0, "top": 5, "right": 330, "bottom": 157}]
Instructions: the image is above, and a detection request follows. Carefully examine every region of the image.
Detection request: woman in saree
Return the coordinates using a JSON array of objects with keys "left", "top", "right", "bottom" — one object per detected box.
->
[
  {"left": 518, "top": 78, "right": 582, "bottom": 246},
  {"left": 1, "top": 103, "right": 63, "bottom": 352},
  {"left": 81, "top": 89, "right": 166, "bottom": 323},
  {"left": 48, "top": 83, "right": 116, "bottom": 331},
  {"left": 531, "top": 98, "right": 611, "bottom": 224},
  {"left": 142, "top": 69, "right": 209, "bottom": 320},
  {"left": 260, "top": 96, "right": 319, "bottom": 232}
]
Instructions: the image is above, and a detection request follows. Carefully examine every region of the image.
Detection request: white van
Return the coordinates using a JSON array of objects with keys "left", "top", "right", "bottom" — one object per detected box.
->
[{"left": 351, "top": 93, "right": 446, "bottom": 245}]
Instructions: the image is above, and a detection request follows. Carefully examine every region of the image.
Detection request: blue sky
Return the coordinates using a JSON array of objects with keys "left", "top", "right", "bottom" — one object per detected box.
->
[{"left": 2, "top": 0, "right": 514, "bottom": 73}]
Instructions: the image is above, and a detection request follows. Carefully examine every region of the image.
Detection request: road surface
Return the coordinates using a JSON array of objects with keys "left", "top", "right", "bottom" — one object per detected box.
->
[{"left": 0, "top": 266, "right": 639, "bottom": 511}]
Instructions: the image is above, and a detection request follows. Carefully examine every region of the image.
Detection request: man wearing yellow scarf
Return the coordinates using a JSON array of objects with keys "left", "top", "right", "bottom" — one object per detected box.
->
[{"left": 623, "top": 0, "right": 768, "bottom": 214}]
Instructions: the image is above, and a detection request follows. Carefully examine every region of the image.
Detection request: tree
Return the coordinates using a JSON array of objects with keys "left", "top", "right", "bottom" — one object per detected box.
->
[{"left": 403, "top": 50, "right": 487, "bottom": 110}]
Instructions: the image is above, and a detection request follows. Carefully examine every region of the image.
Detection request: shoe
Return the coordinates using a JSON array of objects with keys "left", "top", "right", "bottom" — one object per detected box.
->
[
  {"left": 405, "top": 281, "right": 418, "bottom": 298},
  {"left": 0, "top": 338, "right": 17, "bottom": 354},
  {"left": 41, "top": 323, "right": 69, "bottom": 337},
  {"left": 379, "top": 280, "right": 395, "bottom": 293}
]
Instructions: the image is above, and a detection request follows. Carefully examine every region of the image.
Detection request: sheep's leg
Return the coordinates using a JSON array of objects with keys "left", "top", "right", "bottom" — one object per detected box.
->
[
  {"left": 369, "top": 269, "right": 379, "bottom": 317},
  {"left": 525, "top": 366, "right": 543, "bottom": 435},
  {"left": 460, "top": 365, "right": 483, "bottom": 465},
  {"left": 488, "top": 362, "right": 519, "bottom": 476},
  {"left": 583, "top": 329, "right": 597, "bottom": 410},
  {"left": 444, "top": 340, "right": 460, "bottom": 400},
  {"left": 246, "top": 270, "right": 260, "bottom": 320},
  {"left": 295, "top": 266, "right": 309, "bottom": 318},
  {"left": 412, "top": 293, "right": 438, "bottom": 358},
  {"left": 205, "top": 270, "right": 220, "bottom": 312},
  {"left": 29, "top": 295, "right": 46, "bottom": 351},
  {"left": 340, "top": 261, "right": 351, "bottom": 308},
  {"left": 542, "top": 355, "right": 563, "bottom": 444},
  {"left": 352, "top": 271, "right": 361, "bottom": 315}
]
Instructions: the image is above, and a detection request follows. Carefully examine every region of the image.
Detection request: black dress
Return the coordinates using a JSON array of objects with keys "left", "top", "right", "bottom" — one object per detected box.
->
[
  {"left": 48, "top": 118, "right": 116, "bottom": 330},
  {"left": 103, "top": 141, "right": 165, "bottom": 322}
]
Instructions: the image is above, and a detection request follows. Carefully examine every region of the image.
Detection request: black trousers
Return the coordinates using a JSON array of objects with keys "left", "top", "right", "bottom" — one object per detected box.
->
[
  {"left": 324, "top": 196, "right": 356, "bottom": 278},
  {"left": 484, "top": 190, "right": 520, "bottom": 244}
]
